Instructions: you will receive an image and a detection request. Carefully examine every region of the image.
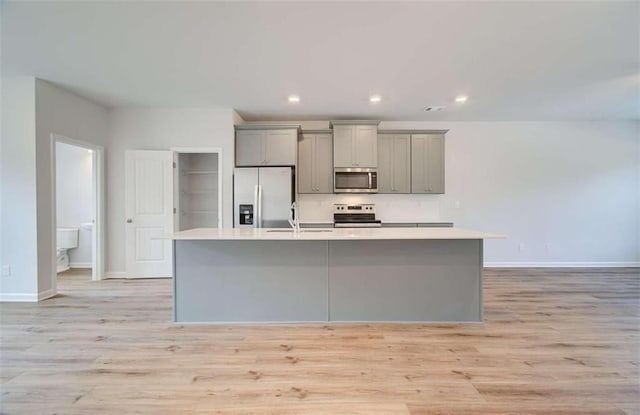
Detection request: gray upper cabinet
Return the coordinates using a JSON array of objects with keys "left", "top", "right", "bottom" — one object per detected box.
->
[
  {"left": 298, "top": 132, "right": 333, "bottom": 194},
  {"left": 332, "top": 125, "right": 355, "bottom": 167},
  {"left": 411, "top": 134, "right": 445, "bottom": 194},
  {"left": 378, "top": 134, "right": 411, "bottom": 193},
  {"left": 331, "top": 121, "right": 379, "bottom": 168},
  {"left": 235, "top": 126, "right": 298, "bottom": 166},
  {"left": 236, "top": 130, "right": 263, "bottom": 166},
  {"left": 354, "top": 125, "right": 378, "bottom": 167}
]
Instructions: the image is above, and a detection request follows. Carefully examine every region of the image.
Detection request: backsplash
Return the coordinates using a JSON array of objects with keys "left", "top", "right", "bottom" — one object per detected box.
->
[{"left": 298, "top": 193, "right": 449, "bottom": 223}]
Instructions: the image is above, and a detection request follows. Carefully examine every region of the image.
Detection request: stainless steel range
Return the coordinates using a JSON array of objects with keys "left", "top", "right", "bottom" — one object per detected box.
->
[{"left": 333, "top": 204, "right": 382, "bottom": 228}]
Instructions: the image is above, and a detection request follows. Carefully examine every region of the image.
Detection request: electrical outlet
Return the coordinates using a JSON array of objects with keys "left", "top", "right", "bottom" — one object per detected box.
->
[
  {"left": 518, "top": 243, "right": 526, "bottom": 252},
  {"left": 1, "top": 265, "right": 10, "bottom": 278},
  {"left": 454, "top": 200, "right": 461, "bottom": 209}
]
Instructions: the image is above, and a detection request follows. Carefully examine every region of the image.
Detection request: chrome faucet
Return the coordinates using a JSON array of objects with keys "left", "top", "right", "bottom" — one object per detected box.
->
[{"left": 289, "top": 202, "right": 300, "bottom": 232}]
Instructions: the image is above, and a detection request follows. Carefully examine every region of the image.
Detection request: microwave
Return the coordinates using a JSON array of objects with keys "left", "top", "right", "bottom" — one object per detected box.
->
[{"left": 334, "top": 167, "right": 378, "bottom": 193}]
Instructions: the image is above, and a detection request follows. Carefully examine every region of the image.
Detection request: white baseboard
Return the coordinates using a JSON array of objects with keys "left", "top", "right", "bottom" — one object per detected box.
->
[
  {"left": 38, "top": 288, "right": 57, "bottom": 300},
  {"left": 70, "top": 262, "right": 91, "bottom": 268},
  {"left": 124, "top": 276, "right": 171, "bottom": 279},
  {"left": 0, "top": 292, "right": 39, "bottom": 302},
  {"left": 485, "top": 261, "right": 640, "bottom": 268},
  {"left": 104, "top": 271, "right": 170, "bottom": 279},
  {"left": 0, "top": 288, "right": 57, "bottom": 302},
  {"left": 104, "top": 271, "right": 126, "bottom": 278}
]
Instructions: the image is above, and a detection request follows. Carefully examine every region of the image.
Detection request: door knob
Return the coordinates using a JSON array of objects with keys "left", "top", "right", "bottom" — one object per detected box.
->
[{"left": 126, "top": 219, "right": 133, "bottom": 223}]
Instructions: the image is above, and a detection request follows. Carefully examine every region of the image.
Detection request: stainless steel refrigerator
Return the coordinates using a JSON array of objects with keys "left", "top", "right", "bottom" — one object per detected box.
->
[{"left": 233, "top": 167, "right": 294, "bottom": 228}]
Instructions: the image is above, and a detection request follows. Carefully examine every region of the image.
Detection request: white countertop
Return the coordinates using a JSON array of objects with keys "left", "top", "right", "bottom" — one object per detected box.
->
[{"left": 169, "top": 227, "right": 505, "bottom": 241}]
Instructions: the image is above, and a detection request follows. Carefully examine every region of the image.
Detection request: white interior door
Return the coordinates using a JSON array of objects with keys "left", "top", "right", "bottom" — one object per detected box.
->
[
  {"left": 125, "top": 150, "right": 174, "bottom": 278},
  {"left": 91, "top": 149, "right": 98, "bottom": 279}
]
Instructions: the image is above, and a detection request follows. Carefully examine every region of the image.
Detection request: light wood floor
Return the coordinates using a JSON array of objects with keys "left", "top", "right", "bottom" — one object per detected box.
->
[{"left": 1, "top": 268, "right": 638, "bottom": 414}]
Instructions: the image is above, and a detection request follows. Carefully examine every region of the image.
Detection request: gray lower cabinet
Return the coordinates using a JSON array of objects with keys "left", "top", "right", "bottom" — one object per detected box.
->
[
  {"left": 174, "top": 238, "right": 483, "bottom": 323},
  {"left": 236, "top": 127, "right": 298, "bottom": 166},
  {"left": 411, "top": 134, "right": 445, "bottom": 194},
  {"left": 378, "top": 134, "right": 411, "bottom": 193},
  {"left": 382, "top": 222, "right": 453, "bottom": 228},
  {"left": 300, "top": 223, "right": 334, "bottom": 229},
  {"left": 417, "top": 222, "right": 453, "bottom": 228},
  {"left": 381, "top": 223, "right": 417, "bottom": 228},
  {"left": 298, "top": 132, "right": 333, "bottom": 193},
  {"left": 382, "top": 222, "right": 454, "bottom": 228}
]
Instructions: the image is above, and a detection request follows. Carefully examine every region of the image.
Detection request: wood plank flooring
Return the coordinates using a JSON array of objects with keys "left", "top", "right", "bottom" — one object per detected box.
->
[{"left": 1, "top": 267, "right": 638, "bottom": 414}]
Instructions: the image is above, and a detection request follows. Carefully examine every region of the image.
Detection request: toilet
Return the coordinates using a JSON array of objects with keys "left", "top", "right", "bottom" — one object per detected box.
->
[{"left": 57, "top": 227, "right": 79, "bottom": 273}]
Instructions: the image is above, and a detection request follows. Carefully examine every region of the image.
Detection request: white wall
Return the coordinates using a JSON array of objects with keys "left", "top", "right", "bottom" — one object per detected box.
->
[
  {"left": 1, "top": 78, "right": 109, "bottom": 300},
  {"left": 290, "top": 120, "right": 640, "bottom": 266},
  {"left": 0, "top": 77, "right": 38, "bottom": 300},
  {"left": 56, "top": 142, "right": 93, "bottom": 267},
  {"left": 106, "top": 108, "right": 238, "bottom": 275},
  {"left": 2, "top": 81, "right": 637, "bottom": 302},
  {"left": 34, "top": 80, "right": 109, "bottom": 295},
  {"left": 0, "top": 78, "right": 109, "bottom": 301}
]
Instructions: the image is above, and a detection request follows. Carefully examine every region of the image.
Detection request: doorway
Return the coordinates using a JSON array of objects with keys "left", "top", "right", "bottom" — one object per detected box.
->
[
  {"left": 51, "top": 134, "right": 105, "bottom": 286},
  {"left": 123, "top": 147, "right": 222, "bottom": 278}
]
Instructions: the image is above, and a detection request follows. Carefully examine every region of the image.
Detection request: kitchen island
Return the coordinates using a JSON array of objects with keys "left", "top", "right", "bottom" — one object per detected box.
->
[{"left": 170, "top": 227, "right": 504, "bottom": 323}]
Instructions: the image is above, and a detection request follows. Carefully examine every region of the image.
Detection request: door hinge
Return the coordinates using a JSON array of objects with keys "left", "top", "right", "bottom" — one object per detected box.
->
[
  {"left": 173, "top": 162, "right": 176, "bottom": 168},
  {"left": 173, "top": 207, "right": 177, "bottom": 214}
]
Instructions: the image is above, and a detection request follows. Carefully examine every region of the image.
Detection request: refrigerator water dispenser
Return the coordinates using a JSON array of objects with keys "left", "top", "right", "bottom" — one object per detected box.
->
[{"left": 239, "top": 204, "right": 254, "bottom": 225}]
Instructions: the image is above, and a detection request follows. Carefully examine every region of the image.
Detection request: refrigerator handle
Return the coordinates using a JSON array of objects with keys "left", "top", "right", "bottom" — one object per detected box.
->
[
  {"left": 253, "top": 184, "right": 259, "bottom": 228},
  {"left": 257, "top": 184, "right": 263, "bottom": 228}
]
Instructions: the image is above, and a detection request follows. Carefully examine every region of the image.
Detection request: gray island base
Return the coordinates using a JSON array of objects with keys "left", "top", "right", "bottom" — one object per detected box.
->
[{"left": 172, "top": 228, "right": 503, "bottom": 323}]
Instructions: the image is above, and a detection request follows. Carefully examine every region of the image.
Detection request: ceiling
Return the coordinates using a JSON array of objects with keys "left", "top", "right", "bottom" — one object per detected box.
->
[{"left": 2, "top": 1, "right": 639, "bottom": 121}]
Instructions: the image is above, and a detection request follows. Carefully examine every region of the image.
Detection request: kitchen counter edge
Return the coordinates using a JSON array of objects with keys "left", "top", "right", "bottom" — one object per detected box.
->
[{"left": 168, "top": 227, "right": 506, "bottom": 241}]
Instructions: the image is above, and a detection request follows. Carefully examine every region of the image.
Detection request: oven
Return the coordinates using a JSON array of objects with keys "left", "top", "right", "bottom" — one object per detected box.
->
[{"left": 333, "top": 204, "right": 382, "bottom": 228}]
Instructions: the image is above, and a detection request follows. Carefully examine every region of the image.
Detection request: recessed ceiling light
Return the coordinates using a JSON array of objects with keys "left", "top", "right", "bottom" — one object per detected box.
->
[
  {"left": 455, "top": 95, "right": 468, "bottom": 103},
  {"left": 288, "top": 95, "right": 300, "bottom": 103},
  {"left": 424, "top": 106, "right": 446, "bottom": 112},
  {"left": 369, "top": 95, "right": 382, "bottom": 103}
]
